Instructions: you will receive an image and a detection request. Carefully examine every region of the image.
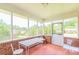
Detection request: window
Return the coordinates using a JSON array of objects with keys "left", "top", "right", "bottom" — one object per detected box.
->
[
  {"left": 64, "top": 17, "right": 78, "bottom": 38},
  {"left": 43, "top": 22, "right": 51, "bottom": 35},
  {"left": 0, "top": 10, "right": 11, "bottom": 43},
  {"left": 52, "top": 23, "right": 63, "bottom": 34},
  {"left": 13, "top": 14, "right": 29, "bottom": 39},
  {"left": 29, "top": 19, "right": 38, "bottom": 37}
]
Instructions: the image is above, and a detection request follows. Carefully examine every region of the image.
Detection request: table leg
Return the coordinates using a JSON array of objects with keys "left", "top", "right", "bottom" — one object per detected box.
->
[{"left": 27, "top": 47, "right": 29, "bottom": 55}]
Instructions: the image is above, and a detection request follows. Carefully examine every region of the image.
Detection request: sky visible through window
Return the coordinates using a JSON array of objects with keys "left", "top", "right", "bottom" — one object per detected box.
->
[
  {"left": 0, "top": 12, "right": 11, "bottom": 25},
  {"left": 13, "top": 15, "right": 28, "bottom": 28},
  {"left": 0, "top": 12, "right": 38, "bottom": 29},
  {"left": 29, "top": 19, "right": 37, "bottom": 28}
]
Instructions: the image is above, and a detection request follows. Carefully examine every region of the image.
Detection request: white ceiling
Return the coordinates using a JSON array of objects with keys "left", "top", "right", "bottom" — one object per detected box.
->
[{"left": 0, "top": 3, "right": 79, "bottom": 22}]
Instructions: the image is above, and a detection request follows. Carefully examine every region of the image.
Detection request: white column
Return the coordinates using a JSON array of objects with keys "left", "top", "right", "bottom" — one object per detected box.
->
[
  {"left": 37, "top": 21, "right": 38, "bottom": 35},
  {"left": 28, "top": 18, "right": 29, "bottom": 29},
  {"left": 10, "top": 12, "right": 13, "bottom": 41},
  {"left": 78, "top": 16, "right": 79, "bottom": 38},
  {"left": 42, "top": 23, "right": 45, "bottom": 35}
]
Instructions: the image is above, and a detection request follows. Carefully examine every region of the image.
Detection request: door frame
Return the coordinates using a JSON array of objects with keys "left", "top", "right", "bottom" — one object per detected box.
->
[{"left": 51, "top": 21, "right": 64, "bottom": 46}]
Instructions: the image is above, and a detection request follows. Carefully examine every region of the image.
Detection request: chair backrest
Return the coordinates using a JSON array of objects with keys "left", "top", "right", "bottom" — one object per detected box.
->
[{"left": 10, "top": 43, "right": 14, "bottom": 52}]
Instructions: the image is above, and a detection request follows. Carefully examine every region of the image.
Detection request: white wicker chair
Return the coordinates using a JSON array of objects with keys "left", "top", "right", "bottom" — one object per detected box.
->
[{"left": 10, "top": 43, "right": 23, "bottom": 55}]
